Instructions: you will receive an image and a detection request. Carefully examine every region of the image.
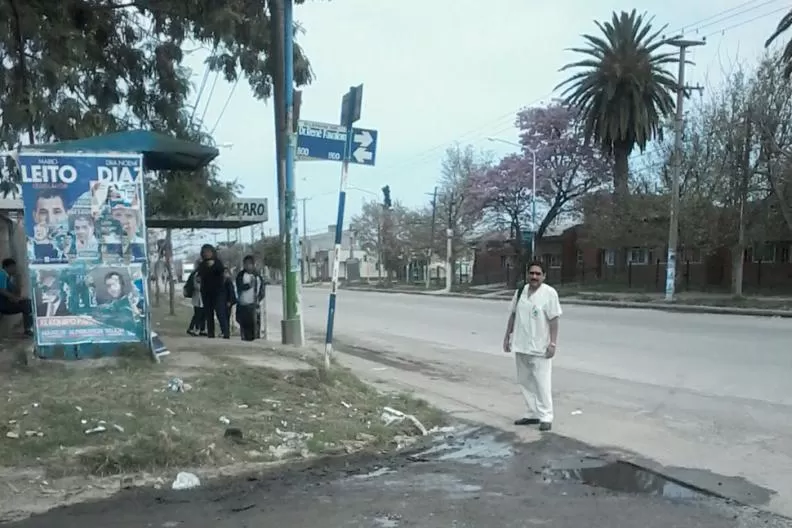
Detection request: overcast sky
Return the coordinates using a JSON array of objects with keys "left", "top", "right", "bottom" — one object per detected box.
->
[{"left": 184, "top": 0, "right": 786, "bottom": 242}]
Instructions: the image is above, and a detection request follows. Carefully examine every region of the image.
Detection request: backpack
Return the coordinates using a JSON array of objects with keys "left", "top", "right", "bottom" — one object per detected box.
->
[{"left": 183, "top": 272, "right": 195, "bottom": 298}]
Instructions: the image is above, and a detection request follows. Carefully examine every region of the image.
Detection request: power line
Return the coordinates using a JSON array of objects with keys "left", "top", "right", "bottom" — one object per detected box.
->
[
  {"left": 672, "top": 0, "right": 778, "bottom": 34},
  {"left": 210, "top": 77, "right": 240, "bottom": 135},
  {"left": 689, "top": 0, "right": 784, "bottom": 34},
  {"left": 199, "top": 70, "right": 220, "bottom": 126},
  {"left": 703, "top": 5, "right": 788, "bottom": 37},
  {"left": 189, "top": 65, "right": 211, "bottom": 127}
]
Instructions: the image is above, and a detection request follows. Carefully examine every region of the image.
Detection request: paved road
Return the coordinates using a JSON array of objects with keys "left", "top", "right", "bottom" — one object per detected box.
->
[{"left": 268, "top": 287, "right": 792, "bottom": 516}]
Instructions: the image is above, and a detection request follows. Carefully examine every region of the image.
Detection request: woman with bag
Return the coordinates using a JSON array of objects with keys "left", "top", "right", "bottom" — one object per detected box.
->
[{"left": 184, "top": 261, "right": 206, "bottom": 336}]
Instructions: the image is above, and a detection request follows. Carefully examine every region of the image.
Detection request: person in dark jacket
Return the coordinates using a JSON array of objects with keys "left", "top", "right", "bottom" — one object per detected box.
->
[
  {"left": 235, "top": 255, "right": 265, "bottom": 341},
  {"left": 197, "top": 244, "right": 228, "bottom": 338},
  {"left": 223, "top": 267, "right": 237, "bottom": 337}
]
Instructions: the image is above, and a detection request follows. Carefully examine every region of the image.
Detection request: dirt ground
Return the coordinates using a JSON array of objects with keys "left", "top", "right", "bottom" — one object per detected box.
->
[{"left": 0, "top": 313, "right": 443, "bottom": 523}]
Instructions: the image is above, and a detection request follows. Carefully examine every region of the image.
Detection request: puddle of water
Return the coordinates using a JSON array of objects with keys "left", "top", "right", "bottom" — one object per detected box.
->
[
  {"left": 545, "top": 459, "right": 705, "bottom": 500},
  {"left": 381, "top": 474, "right": 484, "bottom": 500},
  {"left": 351, "top": 468, "right": 394, "bottom": 480},
  {"left": 372, "top": 516, "right": 400, "bottom": 528},
  {"left": 417, "top": 431, "right": 513, "bottom": 467}
]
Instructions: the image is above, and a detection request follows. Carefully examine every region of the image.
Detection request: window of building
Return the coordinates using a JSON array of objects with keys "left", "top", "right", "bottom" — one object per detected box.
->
[
  {"left": 752, "top": 243, "right": 776, "bottom": 263},
  {"left": 780, "top": 244, "right": 791, "bottom": 264},
  {"left": 604, "top": 249, "right": 616, "bottom": 267},
  {"left": 627, "top": 247, "right": 649, "bottom": 265},
  {"left": 679, "top": 247, "right": 702, "bottom": 263},
  {"left": 546, "top": 254, "right": 562, "bottom": 269},
  {"left": 576, "top": 250, "right": 584, "bottom": 265}
]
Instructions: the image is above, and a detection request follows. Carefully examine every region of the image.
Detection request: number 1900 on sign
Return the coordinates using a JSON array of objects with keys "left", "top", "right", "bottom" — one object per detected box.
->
[{"left": 296, "top": 147, "right": 341, "bottom": 160}]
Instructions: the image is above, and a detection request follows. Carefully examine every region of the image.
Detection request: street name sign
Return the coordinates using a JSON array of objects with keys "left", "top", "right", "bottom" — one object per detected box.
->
[{"left": 296, "top": 120, "right": 378, "bottom": 166}]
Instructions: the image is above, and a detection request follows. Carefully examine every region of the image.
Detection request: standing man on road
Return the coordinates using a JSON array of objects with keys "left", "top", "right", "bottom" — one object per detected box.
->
[{"left": 503, "top": 261, "right": 562, "bottom": 432}]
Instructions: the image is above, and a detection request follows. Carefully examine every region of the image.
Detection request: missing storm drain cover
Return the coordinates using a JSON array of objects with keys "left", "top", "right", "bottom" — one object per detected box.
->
[{"left": 544, "top": 458, "right": 708, "bottom": 500}]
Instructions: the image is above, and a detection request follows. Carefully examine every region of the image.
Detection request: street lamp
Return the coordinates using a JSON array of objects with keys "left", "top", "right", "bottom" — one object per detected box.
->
[
  {"left": 217, "top": 142, "right": 234, "bottom": 149},
  {"left": 486, "top": 137, "right": 537, "bottom": 258}
]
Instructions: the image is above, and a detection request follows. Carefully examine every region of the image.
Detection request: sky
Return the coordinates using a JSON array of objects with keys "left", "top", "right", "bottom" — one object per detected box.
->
[{"left": 183, "top": 0, "right": 787, "bottom": 245}]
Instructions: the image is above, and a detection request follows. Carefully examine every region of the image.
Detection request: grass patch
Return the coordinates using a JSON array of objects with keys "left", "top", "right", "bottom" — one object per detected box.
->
[{"left": 0, "top": 353, "right": 445, "bottom": 479}]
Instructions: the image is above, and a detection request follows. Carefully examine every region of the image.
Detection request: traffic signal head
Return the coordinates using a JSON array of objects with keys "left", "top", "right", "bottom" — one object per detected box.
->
[{"left": 382, "top": 185, "right": 391, "bottom": 208}]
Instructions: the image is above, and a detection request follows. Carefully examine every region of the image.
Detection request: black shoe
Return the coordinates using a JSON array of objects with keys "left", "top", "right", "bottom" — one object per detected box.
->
[
  {"left": 514, "top": 418, "right": 540, "bottom": 426},
  {"left": 199, "top": 331, "right": 208, "bottom": 336},
  {"left": 539, "top": 422, "right": 552, "bottom": 432}
]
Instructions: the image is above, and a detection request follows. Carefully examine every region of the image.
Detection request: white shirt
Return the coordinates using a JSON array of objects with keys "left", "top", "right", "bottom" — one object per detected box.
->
[
  {"left": 508, "top": 283, "right": 562, "bottom": 356},
  {"left": 238, "top": 272, "right": 259, "bottom": 306}
]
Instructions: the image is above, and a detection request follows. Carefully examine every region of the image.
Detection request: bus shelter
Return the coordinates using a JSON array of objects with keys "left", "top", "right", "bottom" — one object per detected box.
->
[{"left": 16, "top": 130, "right": 219, "bottom": 361}]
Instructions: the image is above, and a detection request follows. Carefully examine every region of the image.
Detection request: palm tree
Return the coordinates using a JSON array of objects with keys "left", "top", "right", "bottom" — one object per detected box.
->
[
  {"left": 557, "top": 10, "right": 677, "bottom": 198},
  {"left": 765, "top": 10, "right": 792, "bottom": 77}
]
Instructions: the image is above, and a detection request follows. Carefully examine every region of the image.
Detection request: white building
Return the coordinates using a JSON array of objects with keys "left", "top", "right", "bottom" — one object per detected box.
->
[{"left": 301, "top": 225, "right": 379, "bottom": 282}]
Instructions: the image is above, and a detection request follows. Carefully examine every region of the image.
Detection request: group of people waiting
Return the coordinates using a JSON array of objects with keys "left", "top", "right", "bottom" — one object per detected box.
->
[{"left": 184, "top": 244, "right": 267, "bottom": 341}]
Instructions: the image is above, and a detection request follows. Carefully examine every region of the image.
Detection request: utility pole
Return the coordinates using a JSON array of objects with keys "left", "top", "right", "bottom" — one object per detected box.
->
[
  {"left": 380, "top": 185, "right": 391, "bottom": 284},
  {"left": 270, "top": 0, "right": 288, "bottom": 330},
  {"left": 377, "top": 210, "right": 383, "bottom": 281},
  {"left": 665, "top": 37, "right": 705, "bottom": 302},
  {"left": 299, "top": 197, "right": 309, "bottom": 283},
  {"left": 426, "top": 186, "right": 437, "bottom": 290},
  {"left": 444, "top": 191, "right": 453, "bottom": 292},
  {"left": 271, "top": 0, "right": 302, "bottom": 345}
]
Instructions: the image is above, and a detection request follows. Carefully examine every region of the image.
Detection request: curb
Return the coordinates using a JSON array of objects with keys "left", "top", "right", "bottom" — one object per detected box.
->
[{"left": 341, "top": 287, "right": 792, "bottom": 318}]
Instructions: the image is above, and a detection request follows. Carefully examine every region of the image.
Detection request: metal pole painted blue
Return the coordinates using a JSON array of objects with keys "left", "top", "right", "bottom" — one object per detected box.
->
[
  {"left": 324, "top": 127, "right": 352, "bottom": 369},
  {"left": 282, "top": 0, "right": 303, "bottom": 345}
]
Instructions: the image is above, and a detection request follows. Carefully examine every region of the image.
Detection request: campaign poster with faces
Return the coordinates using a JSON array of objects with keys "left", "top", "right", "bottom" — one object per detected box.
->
[
  {"left": 19, "top": 152, "right": 147, "bottom": 265},
  {"left": 29, "top": 264, "right": 147, "bottom": 346},
  {"left": 19, "top": 152, "right": 151, "bottom": 348}
]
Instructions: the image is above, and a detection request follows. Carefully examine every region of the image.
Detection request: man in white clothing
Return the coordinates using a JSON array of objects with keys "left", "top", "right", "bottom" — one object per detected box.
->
[{"left": 503, "top": 261, "right": 562, "bottom": 432}]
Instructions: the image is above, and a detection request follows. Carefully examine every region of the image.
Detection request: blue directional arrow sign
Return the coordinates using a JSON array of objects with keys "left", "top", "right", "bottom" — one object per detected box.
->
[{"left": 296, "top": 120, "right": 378, "bottom": 166}]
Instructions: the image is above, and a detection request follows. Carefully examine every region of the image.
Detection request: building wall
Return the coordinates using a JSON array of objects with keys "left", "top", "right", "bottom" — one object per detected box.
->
[{"left": 472, "top": 226, "right": 792, "bottom": 292}]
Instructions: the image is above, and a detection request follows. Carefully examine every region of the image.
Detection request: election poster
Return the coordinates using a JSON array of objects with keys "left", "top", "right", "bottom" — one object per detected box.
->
[
  {"left": 19, "top": 152, "right": 147, "bottom": 265},
  {"left": 29, "top": 264, "right": 148, "bottom": 346},
  {"left": 18, "top": 151, "right": 151, "bottom": 349}
]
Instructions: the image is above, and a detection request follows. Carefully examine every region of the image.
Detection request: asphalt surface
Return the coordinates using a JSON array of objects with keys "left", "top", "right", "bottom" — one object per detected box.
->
[
  {"left": 8, "top": 427, "right": 787, "bottom": 528},
  {"left": 269, "top": 286, "right": 792, "bottom": 516}
]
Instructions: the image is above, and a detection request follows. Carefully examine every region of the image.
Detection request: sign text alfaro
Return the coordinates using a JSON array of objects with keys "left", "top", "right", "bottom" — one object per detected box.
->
[{"left": 231, "top": 198, "right": 268, "bottom": 222}]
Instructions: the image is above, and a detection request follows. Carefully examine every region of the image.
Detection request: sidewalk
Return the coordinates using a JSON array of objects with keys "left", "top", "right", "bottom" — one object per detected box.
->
[{"left": 342, "top": 285, "right": 792, "bottom": 318}]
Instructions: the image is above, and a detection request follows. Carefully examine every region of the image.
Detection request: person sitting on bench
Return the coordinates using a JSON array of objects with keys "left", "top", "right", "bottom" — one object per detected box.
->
[{"left": 0, "top": 258, "right": 34, "bottom": 337}]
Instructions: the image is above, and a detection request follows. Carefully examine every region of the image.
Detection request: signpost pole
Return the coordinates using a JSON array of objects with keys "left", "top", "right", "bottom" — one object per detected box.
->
[
  {"left": 281, "top": 0, "right": 303, "bottom": 345},
  {"left": 323, "top": 85, "right": 362, "bottom": 370}
]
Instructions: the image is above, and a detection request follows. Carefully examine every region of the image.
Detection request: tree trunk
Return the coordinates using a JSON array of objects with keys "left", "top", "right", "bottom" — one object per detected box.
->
[
  {"left": 613, "top": 142, "right": 631, "bottom": 273},
  {"left": 732, "top": 115, "right": 752, "bottom": 297},
  {"left": 767, "top": 168, "right": 792, "bottom": 234},
  {"left": 166, "top": 227, "right": 175, "bottom": 315},
  {"left": 154, "top": 262, "right": 161, "bottom": 306},
  {"left": 613, "top": 142, "right": 630, "bottom": 199}
]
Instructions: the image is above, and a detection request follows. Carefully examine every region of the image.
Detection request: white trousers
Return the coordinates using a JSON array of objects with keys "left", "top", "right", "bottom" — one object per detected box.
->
[{"left": 515, "top": 352, "right": 553, "bottom": 423}]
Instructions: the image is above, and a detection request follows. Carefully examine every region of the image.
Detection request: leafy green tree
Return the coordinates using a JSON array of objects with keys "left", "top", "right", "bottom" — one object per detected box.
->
[
  {"left": 253, "top": 235, "right": 284, "bottom": 273},
  {"left": 0, "top": 0, "right": 313, "bottom": 199},
  {"left": 557, "top": 9, "right": 677, "bottom": 199}
]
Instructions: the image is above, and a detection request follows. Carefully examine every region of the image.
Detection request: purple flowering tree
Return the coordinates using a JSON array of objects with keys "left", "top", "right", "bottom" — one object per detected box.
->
[{"left": 468, "top": 101, "right": 611, "bottom": 273}]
